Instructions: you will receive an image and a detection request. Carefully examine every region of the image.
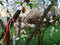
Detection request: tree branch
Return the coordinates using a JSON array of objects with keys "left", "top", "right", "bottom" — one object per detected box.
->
[{"left": 25, "top": 3, "right": 54, "bottom": 45}]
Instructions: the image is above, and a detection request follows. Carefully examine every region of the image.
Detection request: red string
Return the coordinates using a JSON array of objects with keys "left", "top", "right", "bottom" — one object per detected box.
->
[
  {"left": 4, "top": 24, "right": 9, "bottom": 44},
  {"left": 4, "top": 18, "right": 14, "bottom": 44}
]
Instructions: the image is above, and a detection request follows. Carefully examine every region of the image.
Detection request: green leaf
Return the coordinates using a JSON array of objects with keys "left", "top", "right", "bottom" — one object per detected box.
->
[
  {"left": 50, "top": 6, "right": 55, "bottom": 12},
  {"left": 0, "top": 19, "right": 1, "bottom": 21},
  {"left": 28, "top": 3, "right": 37, "bottom": 8},
  {"left": 15, "top": 1, "right": 22, "bottom": 5}
]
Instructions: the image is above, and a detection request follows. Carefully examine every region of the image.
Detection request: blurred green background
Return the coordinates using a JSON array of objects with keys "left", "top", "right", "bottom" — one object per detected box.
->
[{"left": 0, "top": 24, "right": 60, "bottom": 45}]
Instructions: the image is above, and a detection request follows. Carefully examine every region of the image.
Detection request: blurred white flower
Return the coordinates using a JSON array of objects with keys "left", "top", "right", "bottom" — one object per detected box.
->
[
  {"left": 51, "top": 27, "right": 55, "bottom": 32},
  {"left": 1, "top": 10, "right": 6, "bottom": 17},
  {"left": 0, "top": 5, "right": 7, "bottom": 17},
  {"left": 16, "top": 28, "right": 19, "bottom": 32},
  {"left": 55, "top": 29, "right": 58, "bottom": 32},
  {"left": 21, "top": 34, "right": 28, "bottom": 41},
  {"left": 16, "top": 37, "right": 19, "bottom": 41},
  {"left": 23, "top": 38, "right": 25, "bottom": 41},
  {"left": 55, "top": 21, "right": 58, "bottom": 26},
  {"left": 50, "top": 26, "right": 58, "bottom": 37},
  {"left": 50, "top": 32, "right": 53, "bottom": 37},
  {"left": 59, "top": 44, "right": 60, "bottom": 45},
  {"left": 29, "top": 24, "right": 35, "bottom": 28},
  {"left": 21, "top": 35, "right": 28, "bottom": 38},
  {"left": 17, "top": 6, "right": 22, "bottom": 10},
  {"left": 50, "top": 27, "right": 55, "bottom": 37},
  {"left": 14, "top": 23, "right": 17, "bottom": 26},
  {"left": 21, "top": 22, "right": 25, "bottom": 28},
  {"left": 0, "top": 40, "right": 3, "bottom": 45},
  {"left": 43, "top": 18, "right": 46, "bottom": 21},
  {"left": 25, "top": 6, "right": 31, "bottom": 15},
  {"left": 14, "top": 22, "right": 19, "bottom": 27},
  {"left": 16, "top": 22, "right": 19, "bottom": 26},
  {"left": 53, "top": 44, "right": 56, "bottom": 45},
  {"left": 50, "top": 16, "right": 53, "bottom": 19},
  {"left": 38, "top": 19, "right": 40, "bottom": 21},
  {"left": 22, "top": 2, "right": 27, "bottom": 7},
  {"left": 19, "top": 13, "right": 26, "bottom": 20},
  {"left": 21, "top": 29, "right": 26, "bottom": 34},
  {"left": 49, "top": 19, "right": 54, "bottom": 23},
  {"left": 21, "top": 34, "right": 24, "bottom": 38},
  {"left": 1, "top": 16, "right": 7, "bottom": 26}
]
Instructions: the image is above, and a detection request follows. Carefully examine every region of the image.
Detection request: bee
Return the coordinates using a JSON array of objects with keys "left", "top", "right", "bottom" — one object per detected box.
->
[{"left": 22, "top": 7, "right": 26, "bottom": 13}]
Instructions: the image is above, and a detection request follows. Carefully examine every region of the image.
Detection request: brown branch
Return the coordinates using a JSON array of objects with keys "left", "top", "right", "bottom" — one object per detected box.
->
[
  {"left": 38, "top": 31, "right": 43, "bottom": 45},
  {"left": 17, "top": 18, "right": 21, "bottom": 37},
  {"left": 16, "top": 17, "right": 21, "bottom": 45},
  {"left": 8, "top": 10, "right": 21, "bottom": 28},
  {"left": 25, "top": 3, "right": 54, "bottom": 45},
  {"left": 38, "top": 18, "right": 50, "bottom": 45},
  {"left": 24, "top": 0, "right": 30, "bottom": 3}
]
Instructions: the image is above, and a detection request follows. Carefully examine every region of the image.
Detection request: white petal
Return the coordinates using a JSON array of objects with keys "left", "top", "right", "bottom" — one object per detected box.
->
[
  {"left": 21, "top": 29, "right": 26, "bottom": 34},
  {"left": 22, "top": 2, "right": 27, "bottom": 7},
  {"left": 50, "top": 33, "right": 53, "bottom": 37},
  {"left": 55, "top": 29, "right": 58, "bottom": 32},
  {"left": 51, "top": 27, "right": 54, "bottom": 32},
  {"left": 49, "top": 19, "right": 54, "bottom": 23},
  {"left": 17, "top": 6, "right": 22, "bottom": 10},
  {"left": 21, "top": 22, "right": 25, "bottom": 28},
  {"left": 29, "top": 24, "right": 35, "bottom": 28},
  {"left": 16, "top": 37, "right": 19, "bottom": 40},
  {"left": 53, "top": 44, "right": 56, "bottom": 45},
  {"left": 44, "top": 18, "right": 46, "bottom": 21}
]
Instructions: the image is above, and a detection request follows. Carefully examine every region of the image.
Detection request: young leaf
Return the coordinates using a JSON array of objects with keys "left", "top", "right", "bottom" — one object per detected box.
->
[{"left": 15, "top": 2, "right": 22, "bottom": 5}]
